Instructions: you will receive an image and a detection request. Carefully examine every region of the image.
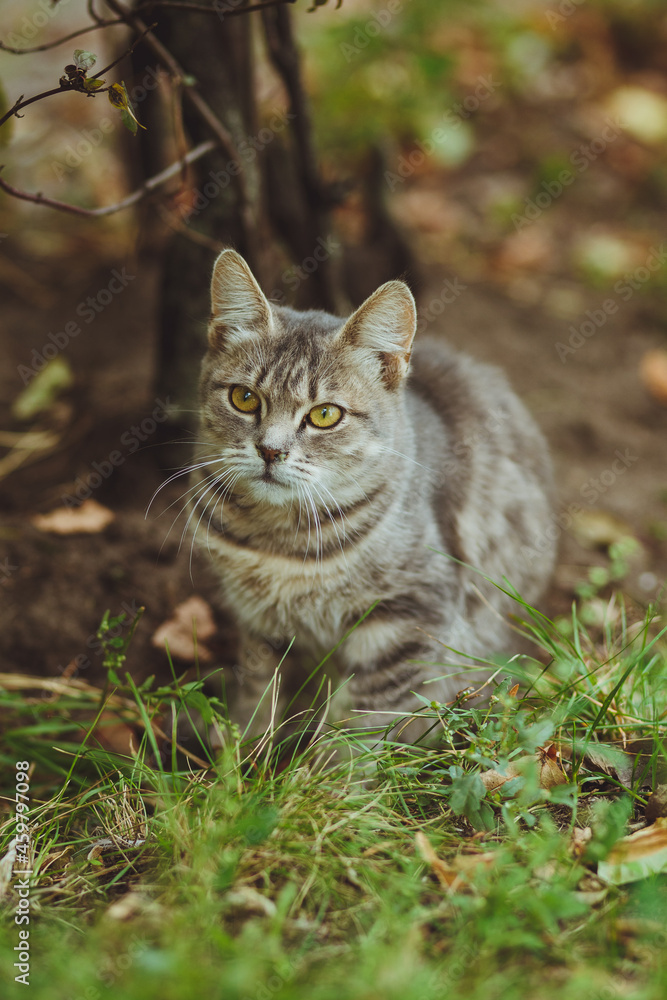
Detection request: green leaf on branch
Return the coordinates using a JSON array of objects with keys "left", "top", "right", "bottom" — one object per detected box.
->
[
  {"left": 73, "top": 49, "right": 97, "bottom": 72},
  {"left": 83, "top": 78, "right": 106, "bottom": 92},
  {"left": 108, "top": 82, "right": 144, "bottom": 135}
]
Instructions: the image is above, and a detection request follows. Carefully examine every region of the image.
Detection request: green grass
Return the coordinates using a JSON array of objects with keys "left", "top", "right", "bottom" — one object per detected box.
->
[{"left": 1, "top": 589, "right": 667, "bottom": 1000}]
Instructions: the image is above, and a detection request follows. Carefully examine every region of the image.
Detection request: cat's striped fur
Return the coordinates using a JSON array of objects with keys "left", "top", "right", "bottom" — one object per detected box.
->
[{"left": 191, "top": 249, "right": 555, "bottom": 741}]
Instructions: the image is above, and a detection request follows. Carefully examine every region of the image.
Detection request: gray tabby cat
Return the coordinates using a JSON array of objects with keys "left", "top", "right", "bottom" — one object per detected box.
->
[{"left": 190, "top": 248, "right": 555, "bottom": 743}]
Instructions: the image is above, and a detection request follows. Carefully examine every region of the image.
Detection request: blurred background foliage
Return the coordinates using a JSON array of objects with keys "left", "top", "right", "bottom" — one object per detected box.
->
[
  {"left": 0, "top": 0, "right": 666, "bottom": 708},
  {"left": 292, "top": 0, "right": 667, "bottom": 298},
  {"left": 1, "top": 0, "right": 667, "bottom": 299}
]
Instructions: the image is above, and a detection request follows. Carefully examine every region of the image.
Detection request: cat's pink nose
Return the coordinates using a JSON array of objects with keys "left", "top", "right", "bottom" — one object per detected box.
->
[{"left": 257, "top": 444, "right": 287, "bottom": 463}]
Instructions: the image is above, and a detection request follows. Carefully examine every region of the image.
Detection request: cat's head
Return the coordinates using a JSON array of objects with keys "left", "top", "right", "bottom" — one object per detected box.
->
[{"left": 199, "top": 249, "right": 416, "bottom": 509}]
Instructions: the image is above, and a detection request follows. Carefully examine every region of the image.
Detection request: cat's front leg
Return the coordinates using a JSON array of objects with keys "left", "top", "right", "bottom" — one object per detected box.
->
[
  {"left": 340, "top": 620, "right": 485, "bottom": 746},
  {"left": 231, "top": 630, "right": 286, "bottom": 740}
]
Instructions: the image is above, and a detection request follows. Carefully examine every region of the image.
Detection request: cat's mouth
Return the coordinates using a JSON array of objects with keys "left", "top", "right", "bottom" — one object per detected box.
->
[{"left": 243, "top": 464, "right": 293, "bottom": 504}]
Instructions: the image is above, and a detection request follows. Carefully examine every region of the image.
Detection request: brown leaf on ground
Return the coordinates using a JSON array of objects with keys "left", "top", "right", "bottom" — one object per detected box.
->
[
  {"left": 570, "top": 826, "right": 592, "bottom": 859},
  {"left": 105, "top": 891, "right": 154, "bottom": 922},
  {"left": 598, "top": 818, "right": 667, "bottom": 885},
  {"left": 626, "top": 738, "right": 667, "bottom": 786},
  {"left": 584, "top": 744, "right": 635, "bottom": 788},
  {"left": 415, "top": 832, "right": 495, "bottom": 892},
  {"left": 537, "top": 744, "right": 568, "bottom": 788},
  {"left": 92, "top": 710, "right": 138, "bottom": 756},
  {"left": 645, "top": 785, "right": 667, "bottom": 824},
  {"left": 151, "top": 595, "right": 216, "bottom": 662},
  {"left": 640, "top": 348, "right": 667, "bottom": 406},
  {"left": 32, "top": 498, "right": 115, "bottom": 534},
  {"left": 480, "top": 746, "right": 568, "bottom": 793},
  {"left": 479, "top": 762, "right": 521, "bottom": 792}
]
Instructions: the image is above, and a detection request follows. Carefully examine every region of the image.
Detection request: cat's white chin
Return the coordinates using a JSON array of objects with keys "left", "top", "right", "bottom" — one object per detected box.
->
[{"left": 244, "top": 477, "right": 293, "bottom": 507}]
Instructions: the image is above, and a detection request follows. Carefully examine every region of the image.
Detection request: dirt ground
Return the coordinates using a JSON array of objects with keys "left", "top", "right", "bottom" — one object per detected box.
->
[
  {"left": 1, "top": 220, "right": 666, "bottom": 696},
  {"left": 1, "top": 0, "right": 666, "bottom": 709}
]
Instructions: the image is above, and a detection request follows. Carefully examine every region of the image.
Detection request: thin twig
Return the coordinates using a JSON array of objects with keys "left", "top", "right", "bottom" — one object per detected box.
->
[
  {"left": 0, "top": 140, "right": 216, "bottom": 217},
  {"left": 261, "top": 4, "right": 324, "bottom": 205},
  {"left": 89, "top": 22, "right": 157, "bottom": 79},
  {"left": 156, "top": 203, "right": 226, "bottom": 251},
  {"left": 0, "top": 86, "right": 93, "bottom": 130},
  {"left": 0, "top": 24, "right": 152, "bottom": 129},
  {"left": 133, "top": 0, "right": 296, "bottom": 14},
  {"left": 0, "top": 19, "right": 125, "bottom": 55},
  {"left": 88, "top": 0, "right": 106, "bottom": 25},
  {"left": 103, "top": 0, "right": 246, "bottom": 199}
]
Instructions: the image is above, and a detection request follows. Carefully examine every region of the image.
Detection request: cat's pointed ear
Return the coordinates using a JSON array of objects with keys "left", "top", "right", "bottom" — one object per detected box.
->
[
  {"left": 339, "top": 280, "right": 417, "bottom": 388},
  {"left": 209, "top": 249, "right": 272, "bottom": 348}
]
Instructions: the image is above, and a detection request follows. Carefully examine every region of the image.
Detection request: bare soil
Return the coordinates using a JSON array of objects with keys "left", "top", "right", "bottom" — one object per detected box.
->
[{"left": 1, "top": 238, "right": 666, "bottom": 693}]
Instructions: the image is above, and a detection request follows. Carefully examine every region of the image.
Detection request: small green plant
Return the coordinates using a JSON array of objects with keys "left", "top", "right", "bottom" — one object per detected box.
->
[
  {"left": 575, "top": 536, "right": 641, "bottom": 602},
  {"left": 1, "top": 587, "right": 667, "bottom": 1000},
  {"left": 97, "top": 607, "right": 145, "bottom": 683}
]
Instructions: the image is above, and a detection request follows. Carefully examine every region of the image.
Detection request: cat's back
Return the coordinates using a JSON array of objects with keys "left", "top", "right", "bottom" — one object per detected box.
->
[
  {"left": 408, "top": 335, "right": 552, "bottom": 490},
  {"left": 405, "top": 335, "right": 555, "bottom": 603}
]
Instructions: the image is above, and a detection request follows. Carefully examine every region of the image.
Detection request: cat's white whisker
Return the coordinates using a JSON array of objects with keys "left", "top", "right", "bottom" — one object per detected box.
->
[
  {"left": 309, "top": 481, "right": 350, "bottom": 576},
  {"left": 377, "top": 446, "right": 436, "bottom": 475},
  {"left": 199, "top": 468, "right": 244, "bottom": 559},
  {"left": 151, "top": 459, "right": 228, "bottom": 519},
  {"left": 146, "top": 455, "right": 226, "bottom": 517},
  {"left": 187, "top": 468, "right": 242, "bottom": 579},
  {"left": 303, "top": 483, "right": 325, "bottom": 576},
  {"left": 179, "top": 468, "right": 237, "bottom": 553},
  {"left": 152, "top": 467, "right": 231, "bottom": 561},
  {"left": 292, "top": 482, "right": 305, "bottom": 554},
  {"left": 300, "top": 482, "right": 313, "bottom": 565}
]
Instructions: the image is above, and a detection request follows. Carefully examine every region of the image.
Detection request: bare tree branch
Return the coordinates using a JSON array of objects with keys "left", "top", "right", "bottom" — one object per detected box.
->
[
  {"left": 90, "top": 21, "right": 157, "bottom": 79},
  {"left": 133, "top": 0, "right": 296, "bottom": 15},
  {"left": 0, "top": 140, "right": 216, "bottom": 217},
  {"left": 0, "top": 24, "right": 155, "bottom": 129},
  {"left": 0, "top": 19, "right": 126, "bottom": 56},
  {"left": 156, "top": 202, "right": 226, "bottom": 252},
  {"left": 103, "top": 0, "right": 246, "bottom": 198},
  {"left": 0, "top": 86, "right": 105, "bottom": 130},
  {"left": 88, "top": 0, "right": 107, "bottom": 25},
  {"left": 261, "top": 5, "right": 325, "bottom": 205}
]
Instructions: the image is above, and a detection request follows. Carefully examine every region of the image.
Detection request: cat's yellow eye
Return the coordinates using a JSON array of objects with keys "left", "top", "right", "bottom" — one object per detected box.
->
[
  {"left": 308, "top": 404, "right": 343, "bottom": 429},
  {"left": 230, "top": 385, "right": 260, "bottom": 413}
]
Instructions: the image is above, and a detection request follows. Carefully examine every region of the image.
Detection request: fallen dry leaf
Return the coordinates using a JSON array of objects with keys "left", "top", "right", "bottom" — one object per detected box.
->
[
  {"left": 584, "top": 744, "right": 634, "bottom": 788},
  {"left": 626, "top": 738, "right": 667, "bottom": 786},
  {"left": 32, "top": 498, "right": 115, "bottom": 534},
  {"left": 151, "top": 595, "right": 216, "bottom": 662},
  {"left": 480, "top": 747, "right": 568, "bottom": 794},
  {"left": 640, "top": 348, "right": 667, "bottom": 407},
  {"left": 537, "top": 743, "right": 569, "bottom": 788},
  {"left": 105, "top": 891, "right": 153, "bottom": 922},
  {"left": 416, "top": 831, "right": 457, "bottom": 889},
  {"left": 93, "top": 710, "right": 138, "bottom": 756},
  {"left": 569, "top": 826, "right": 592, "bottom": 859},
  {"left": 645, "top": 785, "right": 667, "bottom": 824},
  {"left": 480, "top": 762, "right": 521, "bottom": 792},
  {"left": 415, "top": 832, "right": 495, "bottom": 892},
  {"left": 598, "top": 817, "right": 667, "bottom": 885},
  {"left": 223, "top": 886, "right": 277, "bottom": 917}
]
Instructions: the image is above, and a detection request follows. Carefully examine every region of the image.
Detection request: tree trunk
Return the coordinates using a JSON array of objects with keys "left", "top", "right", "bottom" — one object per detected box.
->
[{"left": 129, "top": 3, "right": 341, "bottom": 429}]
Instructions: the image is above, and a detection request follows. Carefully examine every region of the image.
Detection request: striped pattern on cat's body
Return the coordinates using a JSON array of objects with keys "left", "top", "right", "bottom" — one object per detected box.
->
[{"left": 191, "top": 250, "right": 556, "bottom": 740}]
